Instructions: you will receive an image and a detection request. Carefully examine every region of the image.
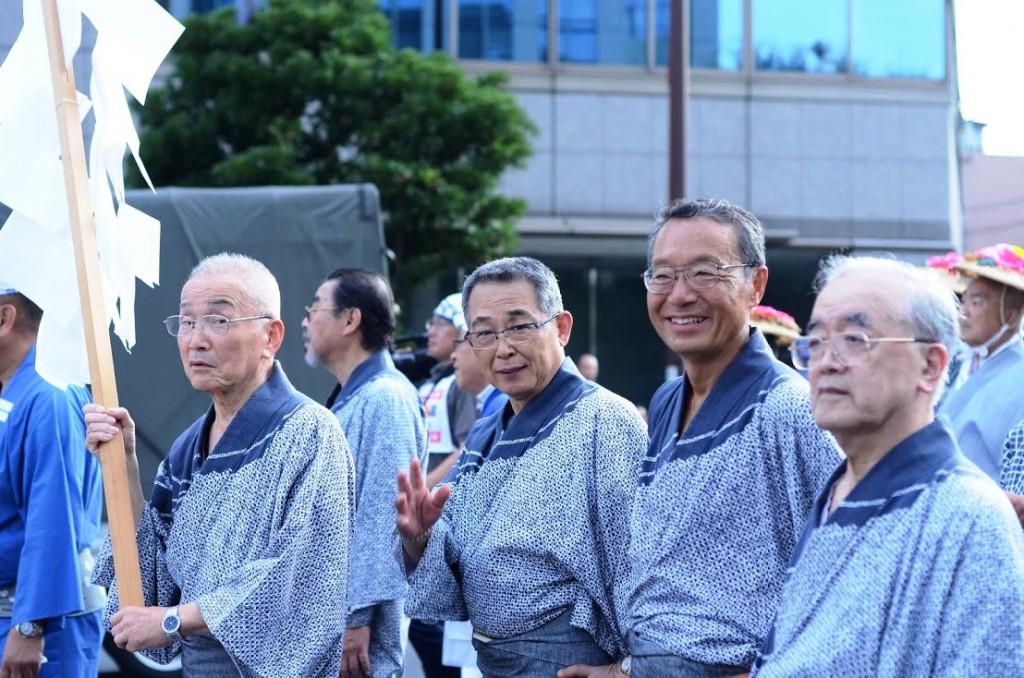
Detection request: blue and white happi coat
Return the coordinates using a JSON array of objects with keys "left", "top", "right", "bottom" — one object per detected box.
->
[
  {"left": 627, "top": 330, "right": 842, "bottom": 669},
  {"left": 1, "top": 347, "right": 104, "bottom": 675},
  {"left": 327, "top": 350, "right": 427, "bottom": 676},
  {"left": 404, "top": 361, "right": 648, "bottom": 659},
  {"left": 938, "top": 335, "right": 1024, "bottom": 480},
  {"left": 94, "top": 364, "right": 355, "bottom": 677},
  {"left": 1001, "top": 419, "right": 1024, "bottom": 496},
  {"left": 753, "top": 421, "right": 1024, "bottom": 676}
]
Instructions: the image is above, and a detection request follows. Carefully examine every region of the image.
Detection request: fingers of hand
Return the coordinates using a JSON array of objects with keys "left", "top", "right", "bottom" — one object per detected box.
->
[{"left": 409, "top": 457, "right": 423, "bottom": 488}]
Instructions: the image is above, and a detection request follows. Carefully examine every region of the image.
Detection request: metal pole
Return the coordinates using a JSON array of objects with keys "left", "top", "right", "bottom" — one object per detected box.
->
[{"left": 668, "top": 0, "right": 689, "bottom": 201}]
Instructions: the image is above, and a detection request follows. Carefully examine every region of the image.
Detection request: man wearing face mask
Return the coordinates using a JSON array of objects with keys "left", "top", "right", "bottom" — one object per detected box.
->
[{"left": 938, "top": 245, "right": 1024, "bottom": 487}]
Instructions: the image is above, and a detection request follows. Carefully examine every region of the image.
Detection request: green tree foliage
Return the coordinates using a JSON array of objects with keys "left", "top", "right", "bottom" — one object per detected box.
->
[{"left": 131, "top": 0, "right": 536, "bottom": 302}]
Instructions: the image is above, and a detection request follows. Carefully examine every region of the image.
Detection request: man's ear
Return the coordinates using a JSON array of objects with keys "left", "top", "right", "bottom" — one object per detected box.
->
[
  {"left": 920, "top": 342, "right": 949, "bottom": 398},
  {"left": 265, "top": 318, "right": 285, "bottom": 357},
  {"left": 750, "top": 266, "right": 768, "bottom": 306},
  {"left": 556, "top": 310, "right": 573, "bottom": 347},
  {"left": 343, "top": 308, "right": 362, "bottom": 336},
  {"left": 0, "top": 303, "right": 16, "bottom": 338}
]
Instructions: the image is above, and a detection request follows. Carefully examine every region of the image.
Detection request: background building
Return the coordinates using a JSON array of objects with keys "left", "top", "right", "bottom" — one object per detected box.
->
[
  {"left": 378, "top": 0, "right": 961, "bottom": 401},
  {"left": 1, "top": 0, "right": 963, "bottom": 405}
]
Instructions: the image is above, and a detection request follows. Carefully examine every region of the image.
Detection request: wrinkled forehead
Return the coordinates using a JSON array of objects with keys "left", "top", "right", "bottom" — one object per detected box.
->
[
  {"left": 467, "top": 280, "right": 543, "bottom": 325},
  {"left": 179, "top": 273, "right": 247, "bottom": 313},
  {"left": 808, "top": 274, "right": 899, "bottom": 333}
]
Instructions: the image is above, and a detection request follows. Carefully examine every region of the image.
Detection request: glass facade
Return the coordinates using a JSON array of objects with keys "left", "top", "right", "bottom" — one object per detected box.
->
[
  {"left": 656, "top": 0, "right": 743, "bottom": 69},
  {"left": 381, "top": 0, "right": 447, "bottom": 52},
  {"left": 559, "top": 0, "right": 646, "bottom": 65},
  {"left": 753, "top": 0, "right": 848, "bottom": 73},
  {"left": 171, "top": 0, "right": 947, "bottom": 80},
  {"left": 458, "top": 0, "right": 547, "bottom": 61},
  {"left": 852, "top": 0, "right": 945, "bottom": 79}
]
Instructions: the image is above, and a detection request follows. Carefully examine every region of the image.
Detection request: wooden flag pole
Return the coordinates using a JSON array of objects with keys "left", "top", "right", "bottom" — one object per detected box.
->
[{"left": 41, "top": 0, "right": 144, "bottom": 608}]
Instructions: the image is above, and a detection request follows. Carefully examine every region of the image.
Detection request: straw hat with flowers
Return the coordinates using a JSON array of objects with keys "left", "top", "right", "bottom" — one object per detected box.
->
[
  {"left": 953, "top": 244, "right": 1024, "bottom": 292},
  {"left": 751, "top": 305, "right": 802, "bottom": 345}
]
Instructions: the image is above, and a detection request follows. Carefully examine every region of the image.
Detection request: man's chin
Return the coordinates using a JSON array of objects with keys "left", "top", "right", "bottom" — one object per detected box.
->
[{"left": 304, "top": 353, "right": 320, "bottom": 368}]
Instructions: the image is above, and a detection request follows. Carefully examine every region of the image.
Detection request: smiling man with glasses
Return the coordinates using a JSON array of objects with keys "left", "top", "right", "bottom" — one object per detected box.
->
[
  {"left": 753, "top": 256, "right": 1024, "bottom": 675},
  {"left": 84, "top": 253, "right": 354, "bottom": 676},
  {"left": 396, "top": 256, "right": 648, "bottom": 675},
  {"left": 564, "top": 199, "right": 841, "bottom": 678}
]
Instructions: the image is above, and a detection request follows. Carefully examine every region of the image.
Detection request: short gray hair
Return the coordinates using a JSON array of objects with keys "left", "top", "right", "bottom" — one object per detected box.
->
[
  {"left": 189, "top": 253, "right": 281, "bottom": 318},
  {"left": 462, "top": 257, "right": 563, "bottom": 318},
  {"left": 816, "top": 255, "right": 961, "bottom": 405},
  {"left": 648, "top": 198, "right": 766, "bottom": 269}
]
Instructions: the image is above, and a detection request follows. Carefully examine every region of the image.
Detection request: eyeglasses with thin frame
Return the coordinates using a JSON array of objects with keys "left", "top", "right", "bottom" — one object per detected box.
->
[
  {"left": 789, "top": 331, "right": 937, "bottom": 371},
  {"left": 643, "top": 262, "right": 754, "bottom": 294},
  {"left": 164, "top": 314, "right": 271, "bottom": 337},
  {"left": 465, "top": 314, "right": 560, "bottom": 350},
  {"left": 304, "top": 305, "right": 338, "bottom": 321}
]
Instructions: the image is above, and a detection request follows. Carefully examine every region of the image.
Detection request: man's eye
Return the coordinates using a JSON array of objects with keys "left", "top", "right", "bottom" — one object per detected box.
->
[
  {"left": 206, "top": 317, "right": 229, "bottom": 327},
  {"left": 652, "top": 272, "right": 674, "bottom": 283}
]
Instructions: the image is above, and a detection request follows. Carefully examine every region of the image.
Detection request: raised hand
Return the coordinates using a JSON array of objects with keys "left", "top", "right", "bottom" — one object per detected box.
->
[{"left": 395, "top": 457, "right": 451, "bottom": 560}]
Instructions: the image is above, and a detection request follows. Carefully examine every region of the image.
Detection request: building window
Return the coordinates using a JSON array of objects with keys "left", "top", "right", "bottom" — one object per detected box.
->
[
  {"left": 852, "top": 0, "right": 945, "bottom": 79},
  {"left": 656, "top": 0, "right": 743, "bottom": 69},
  {"left": 458, "top": 0, "right": 548, "bottom": 61},
  {"left": 381, "top": 0, "right": 449, "bottom": 52},
  {"left": 753, "top": 0, "right": 848, "bottom": 73},
  {"left": 558, "top": 0, "right": 647, "bottom": 65}
]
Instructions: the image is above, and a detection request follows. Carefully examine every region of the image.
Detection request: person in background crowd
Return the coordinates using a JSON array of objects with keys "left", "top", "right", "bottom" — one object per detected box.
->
[
  {"left": 0, "top": 283, "right": 104, "bottom": 678},
  {"left": 411, "top": 293, "right": 479, "bottom": 678},
  {"left": 578, "top": 354, "right": 599, "bottom": 382},
  {"left": 303, "top": 268, "right": 428, "bottom": 678},
  {"left": 451, "top": 335, "right": 507, "bottom": 420},
  {"left": 938, "top": 244, "right": 1024, "bottom": 520}
]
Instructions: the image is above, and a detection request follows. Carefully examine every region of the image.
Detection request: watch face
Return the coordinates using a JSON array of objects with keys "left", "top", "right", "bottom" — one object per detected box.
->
[
  {"left": 16, "top": 622, "right": 43, "bottom": 638},
  {"left": 162, "top": 614, "right": 180, "bottom": 634}
]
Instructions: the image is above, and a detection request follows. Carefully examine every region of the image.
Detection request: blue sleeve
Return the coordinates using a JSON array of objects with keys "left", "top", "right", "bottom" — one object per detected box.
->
[
  {"left": 346, "top": 382, "right": 427, "bottom": 624},
  {"left": 13, "top": 390, "right": 90, "bottom": 624}
]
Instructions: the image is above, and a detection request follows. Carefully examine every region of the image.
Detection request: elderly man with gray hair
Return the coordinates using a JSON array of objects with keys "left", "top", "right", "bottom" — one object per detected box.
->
[
  {"left": 753, "top": 256, "right": 1024, "bottom": 675},
  {"left": 85, "top": 253, "right": 355, "bottom": 677},
  {"left": 396, "top": 256, "right": 648, "bottom": 676}
]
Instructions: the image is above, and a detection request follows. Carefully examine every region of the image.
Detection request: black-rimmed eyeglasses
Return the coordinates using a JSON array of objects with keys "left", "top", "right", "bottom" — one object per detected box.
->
[
  {"left": 790, "top": 332, "right": 937, "bottom": 370},
  {"left": 643, "top": 263, "right": 754, "bottom": 294},
  {"left": 464, "top": 314, "right": 560, "bottom": 350},
  {"left": 164, "top": 314, "right": 271, "bottom": 337}
]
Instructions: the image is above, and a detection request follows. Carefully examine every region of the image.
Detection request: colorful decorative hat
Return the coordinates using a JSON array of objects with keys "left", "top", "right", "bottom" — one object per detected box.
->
[
  {"left": 751, "top": 305, "right": 802, "bottom": 344},
  {"left": 924, "top": 251, "right": 968, "bottom": 294},
  {"left": 953, "top": 244, "right": 1024, "bottom": 292}
]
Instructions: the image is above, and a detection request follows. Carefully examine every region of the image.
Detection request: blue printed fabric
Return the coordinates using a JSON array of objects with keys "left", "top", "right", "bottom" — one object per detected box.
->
[
  {"left": 628, "top": 330, "right": 842, "bottom": 669},
  {"left": 754, "top": 420, "right": 1024, "bottom": 675},
  {"left": 405, "top": 360, "right": 648, "bottom": 659}
]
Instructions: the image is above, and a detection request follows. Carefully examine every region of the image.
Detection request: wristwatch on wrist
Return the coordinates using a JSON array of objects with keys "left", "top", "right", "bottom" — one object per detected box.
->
[
  {"left": 619, "top": 655, "right": 632, "bottom": 675},
  {"left": 161, "top": 606, "right": 182, "bottom": 642},
  {"left": 15, "top": 621, "right": 44, "bottom": 638}
]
